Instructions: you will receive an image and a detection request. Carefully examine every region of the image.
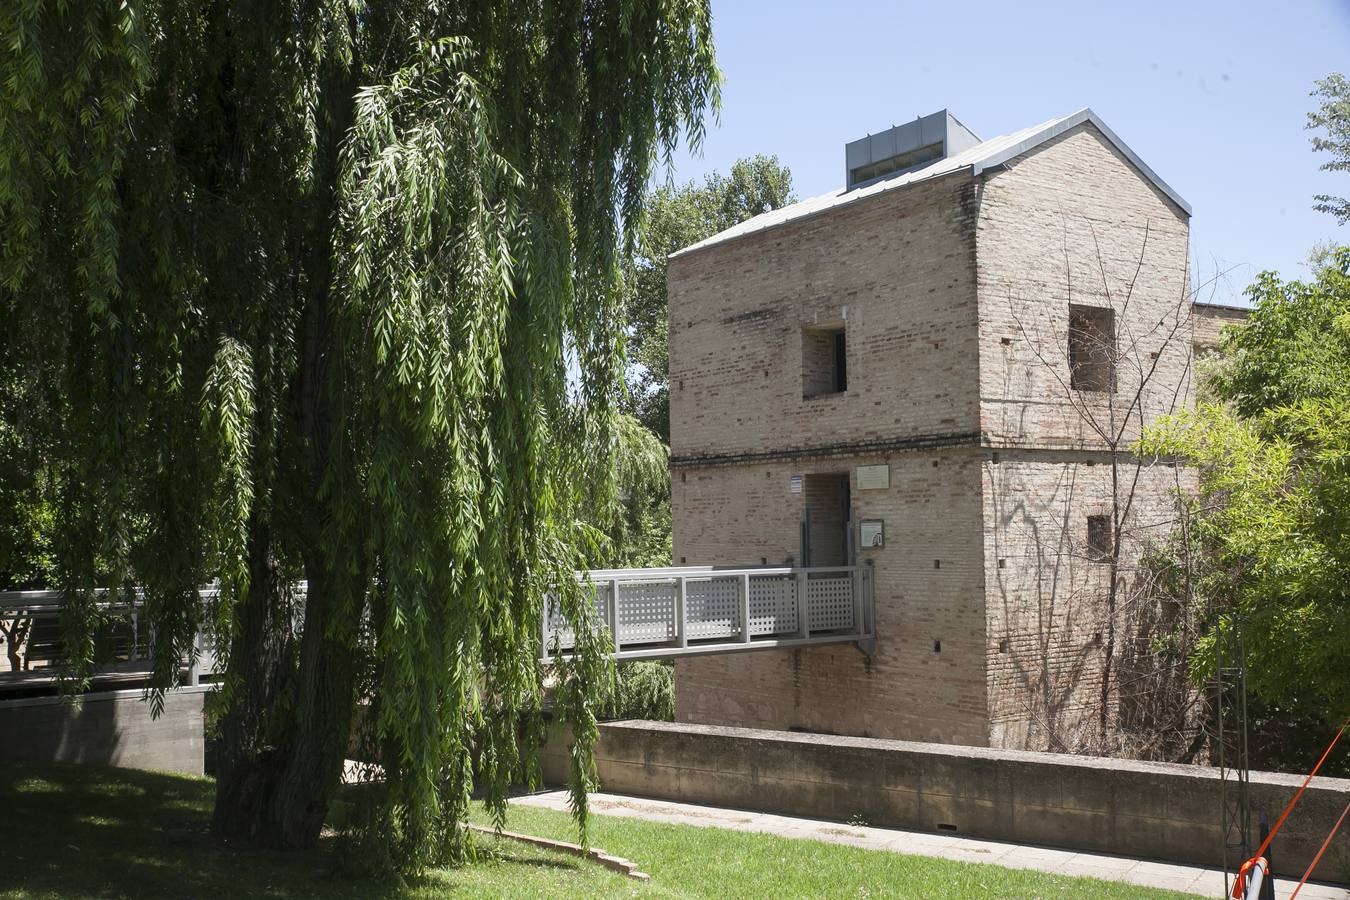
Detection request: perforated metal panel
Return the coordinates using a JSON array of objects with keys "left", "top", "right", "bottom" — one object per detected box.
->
[
  {"left": 684, "top": 576, "right": 740, "bottom": 639},
  {"left": 616, "top": 579, "right": 677, "bottom": 644},
  {"left": 543, "top": 583, "right": 609, "bottom": 650},
  {"left": 806, "top": 574, "right": 855, "bottom": 632},
  {"left": 542, "top": 565, "right": 867, "bottom": 655},
  {"left": 748, "top": 574, "right": 797, "bottom": 636}
]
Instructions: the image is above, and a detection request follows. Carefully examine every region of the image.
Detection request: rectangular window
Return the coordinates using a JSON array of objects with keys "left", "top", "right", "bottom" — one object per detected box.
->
[
  {"left": 1086, "top": 514, "right": 1113, "bottom": 561},
  {"left": 802, "top": 324, "right": 848, "bottom": 399},
  {"left": 848, "top": 142, "right": 945, "bottom": 186},
  {"left": 1068, "top": 304, "right": 1116, "bottom": 392}
]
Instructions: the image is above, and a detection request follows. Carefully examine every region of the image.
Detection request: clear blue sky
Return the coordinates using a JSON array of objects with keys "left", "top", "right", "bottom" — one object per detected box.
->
[{"left": 666, "top": 0, "right": 1350, "bottom": 305}]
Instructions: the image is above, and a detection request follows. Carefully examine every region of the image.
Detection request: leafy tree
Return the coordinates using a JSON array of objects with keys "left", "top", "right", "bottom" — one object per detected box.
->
[
  {"left": 1309, "top": 73, "right": 1350, "bottom": 223},
  {"left": 603, "top": 660, "right": 675, "bottom": 721},
  {"left": 623, "top": 156, "right": 794, "bottom": 441},
  {"left": 1142, "top": 249, "right": 1350, "bottom": 725},
  {"left": 0, "top": 1, "right": 717, "bottom": 871},
  {"left": 605, "top": 413, "right": 672, "bottom": 568},
  {"left": 0, "top": 399, "right": 57, "bottom": 592}
]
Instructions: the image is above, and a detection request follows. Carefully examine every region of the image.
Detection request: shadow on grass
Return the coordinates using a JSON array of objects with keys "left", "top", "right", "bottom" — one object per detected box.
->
[
  {"left": 0, "top": 764, "right": 402, "bottom": 899},
  {"left": 477, "top": 845, "right": 586, "bottom": 873},
  {"left": 0, "top": 764, "right": 633, "bottom": 900}
]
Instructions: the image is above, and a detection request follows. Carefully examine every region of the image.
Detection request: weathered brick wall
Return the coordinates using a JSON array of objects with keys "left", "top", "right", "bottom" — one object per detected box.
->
[
  {"left": 667, "top": 172, "right": 982, "bottom": 464},
  {"left": 672, "top": 453, "right": 990, "bottom": 746},
  {"left": 975, "top": 124, "right": 1193, "bottom": 452},
  {"left": 667, "top": 119, "right": 1200, "bottom": 755},
  {"left": 981, "top": 454, "right": 1196, "bottom": 751},
  {"left": 1191, "top": 303, "right": 1249, "bottom": 356},
  {"left": 973, "top": 123, "right": 1196, "bottom": 751},
  {"left": 667, "top": 169, "right": 995, "bottom": 746}
]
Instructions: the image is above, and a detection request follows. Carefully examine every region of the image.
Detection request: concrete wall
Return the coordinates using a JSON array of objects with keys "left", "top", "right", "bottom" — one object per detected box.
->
[
  {"left": 0, "top": 686, "right": 208, "bottom": 775},
  {"left": 543, "top": 720, "right": 1350, "bottom": 884}
]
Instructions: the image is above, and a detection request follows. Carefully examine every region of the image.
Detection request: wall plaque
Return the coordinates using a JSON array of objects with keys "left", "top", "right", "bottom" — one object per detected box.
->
[{"left": 856, "top": 464, "right": 890, "bottom": 490}]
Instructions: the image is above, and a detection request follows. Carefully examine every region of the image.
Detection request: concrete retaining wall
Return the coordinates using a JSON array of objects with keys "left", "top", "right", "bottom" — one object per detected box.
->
[
  {"left": 542, "top": 720, "right": 1350, "bottom": 883},
  {"left": 0, "top": 686, "right": 209, "bottom": 775}
]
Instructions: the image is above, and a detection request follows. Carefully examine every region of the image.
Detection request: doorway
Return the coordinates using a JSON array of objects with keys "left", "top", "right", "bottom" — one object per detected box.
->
[{"left": 800, "top": 472, "right": 852, "bottom": 567}]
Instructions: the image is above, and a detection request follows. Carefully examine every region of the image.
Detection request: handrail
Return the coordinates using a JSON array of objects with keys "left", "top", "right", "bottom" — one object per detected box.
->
[
  {"left": 583, "top": 565, "right": 858, "bottom": 579},
  {"left": 545, "top": 564, "right": 874, "bottom": 662}
]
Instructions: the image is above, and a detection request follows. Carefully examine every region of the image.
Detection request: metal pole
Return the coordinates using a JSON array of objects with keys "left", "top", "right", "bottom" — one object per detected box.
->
[
  {"left": 609, "top": 578, "right": 622, "bottom": 655},
  {"left": 188, "top": 627, "right": 201, "bottom": 687},
  {"left": 798, "top": 571, "right": 811, "bottom": 640},
  {"left": 541, "top": 593, "right": 551, "bottom": 658},
  {"left": 740, "top": 573, "right": 752, "bottom": 643},
  {"left": 675, "top": 577, "right": 688, "bottom": 649},
  {"left": 851, "top": 567, "right": 864, "bottom": 637},
  {"left": 1258, "top": 813, "right": 1276, "bottom": 900}
]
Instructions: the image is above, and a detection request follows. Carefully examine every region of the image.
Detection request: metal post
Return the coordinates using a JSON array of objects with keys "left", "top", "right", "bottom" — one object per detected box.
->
[
  {"left": 1257, "top": 813, "right": 1275, "bottom": 900},
  {"left": 865, "top": 562, "right": 876, "bottom": 637},
  {"left": 609, "top": 578, "right": 622, "bottom": 655},
  {"left": 851, "top": 566, "right": 864, "bottom": 637},
  {"left": 798, "top": 571, "right": 811, "bottom": 640},
  {"left": 541, "top": 593, "right": 551, "bottom": 658},
  {"left": 675, "top": 577, "right": 688, "bottom": 648},
  {"left": 188, "top": 628, "right": 201, "bottom": 687},
  {"left": 740, "top": 573, "right": 752, "bottom": 643}
]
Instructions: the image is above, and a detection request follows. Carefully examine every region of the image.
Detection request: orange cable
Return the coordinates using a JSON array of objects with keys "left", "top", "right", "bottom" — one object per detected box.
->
[
  {"left": 1231, "top": 716, "right": 1347, "bottom": 899},
  {"left": 1288, "top": 797, "right": 1350, "bottom": 899},
  {"left": 1253, "top": 717, "right": 1347, "bottom": 859}
]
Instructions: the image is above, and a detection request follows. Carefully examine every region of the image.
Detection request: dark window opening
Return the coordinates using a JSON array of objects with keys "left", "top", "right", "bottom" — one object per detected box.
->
[
  {"left": 833, "top": 330, "right": 848, "bottom": 393},
  {"left": 849, "top": 141, "right": 945, "bottom": 186},
  {"left": 802, "top": 324, "right": 848, "bottom": 399},
  {"left": 1069, "top": 304, "right": 1116, "bottom": 393},
  {"left": 1087, "top": 514, "right": 1114, "bottom": 561}
]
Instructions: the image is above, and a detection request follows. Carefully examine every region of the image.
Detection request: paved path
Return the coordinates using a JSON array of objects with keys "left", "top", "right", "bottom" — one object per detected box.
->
[{"left": 514, "top": 790, "right": 1349, "bottom": 899}]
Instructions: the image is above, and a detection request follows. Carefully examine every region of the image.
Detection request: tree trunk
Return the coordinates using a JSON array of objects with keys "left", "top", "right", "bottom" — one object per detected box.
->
[
  {"left": 211, "top": 523, "right": 295, "bottom": 843},
  {"left": 213, "top": 34, "right": 363, "bottom": 850},
  {"left": 263, "top": 560, "right": 362, "bottom": 848},
  {"left": 212, "top": 529, "right": 362, "bottom": 849}
]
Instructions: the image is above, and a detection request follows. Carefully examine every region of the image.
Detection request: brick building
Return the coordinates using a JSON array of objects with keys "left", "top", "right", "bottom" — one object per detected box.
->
[{"left": 666, "top": 109, "right": 1234, "bottom": 751}]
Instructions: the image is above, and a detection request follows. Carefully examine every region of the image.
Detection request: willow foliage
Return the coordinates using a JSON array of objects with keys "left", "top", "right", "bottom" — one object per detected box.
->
[{"left": 0, "top": 0, "right": 717, "bottom": 871}]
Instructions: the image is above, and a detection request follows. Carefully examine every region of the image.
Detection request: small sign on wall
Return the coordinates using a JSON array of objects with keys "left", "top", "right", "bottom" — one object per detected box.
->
[
  {"left": 860, "top": 519, "right": 885, "bottom": 548},
  {"left": 789, "top": 474, "right": 803, "bottom": 493},
  {"left": 856, "top": 464, "right": 890, "bottom": 490}
]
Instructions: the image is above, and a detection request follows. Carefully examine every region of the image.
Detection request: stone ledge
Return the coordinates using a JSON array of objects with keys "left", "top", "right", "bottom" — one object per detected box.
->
[
  {"left": 543, "top": 720, "right": 1350, "bottom": 883},
  {"left": 468, "top": 824, "right": 651, "bottom": 881}
]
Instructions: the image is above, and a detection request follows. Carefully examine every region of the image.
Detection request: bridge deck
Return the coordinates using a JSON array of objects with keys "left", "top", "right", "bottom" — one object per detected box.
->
[
  {"left": 1, "top": 565, "right": 876, "bottom": 689},
  {"left": 544, "top": 565, "right": 875, "bottom": 661}
]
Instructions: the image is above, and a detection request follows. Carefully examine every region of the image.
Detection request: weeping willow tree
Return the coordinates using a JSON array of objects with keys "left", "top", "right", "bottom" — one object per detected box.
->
[{"left": 0, "top": 1, "right": 716, "bottom": 870}]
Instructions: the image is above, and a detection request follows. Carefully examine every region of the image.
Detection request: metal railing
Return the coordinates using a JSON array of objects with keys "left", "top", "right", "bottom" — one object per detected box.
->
[
  {"left": 0, "top": 588, "right": 219, "bottom": 689},
  {"left": 543, "top": 564, "right": 875, "bottom": 661},
  {"left": 4, "top": 566, "right": 876, "bottom": 682}
]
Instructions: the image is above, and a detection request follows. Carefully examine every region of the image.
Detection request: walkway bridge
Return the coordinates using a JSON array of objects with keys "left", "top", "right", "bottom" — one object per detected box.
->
[
  {"left": 0, "top": 564, "right": 875, "bottom": 692},
  {"left": 544, "top": 565, "right": 876, "bottom": 662}
]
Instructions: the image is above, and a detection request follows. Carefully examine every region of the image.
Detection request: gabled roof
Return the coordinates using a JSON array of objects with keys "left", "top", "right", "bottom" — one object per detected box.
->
[{"left": 670, "top": 108, "right": 1190, "bottom": 259}]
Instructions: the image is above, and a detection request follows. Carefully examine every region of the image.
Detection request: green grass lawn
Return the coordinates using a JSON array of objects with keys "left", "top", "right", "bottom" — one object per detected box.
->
[{"left": 0, "top": 763, "right": 1200, "bottom": 899}]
